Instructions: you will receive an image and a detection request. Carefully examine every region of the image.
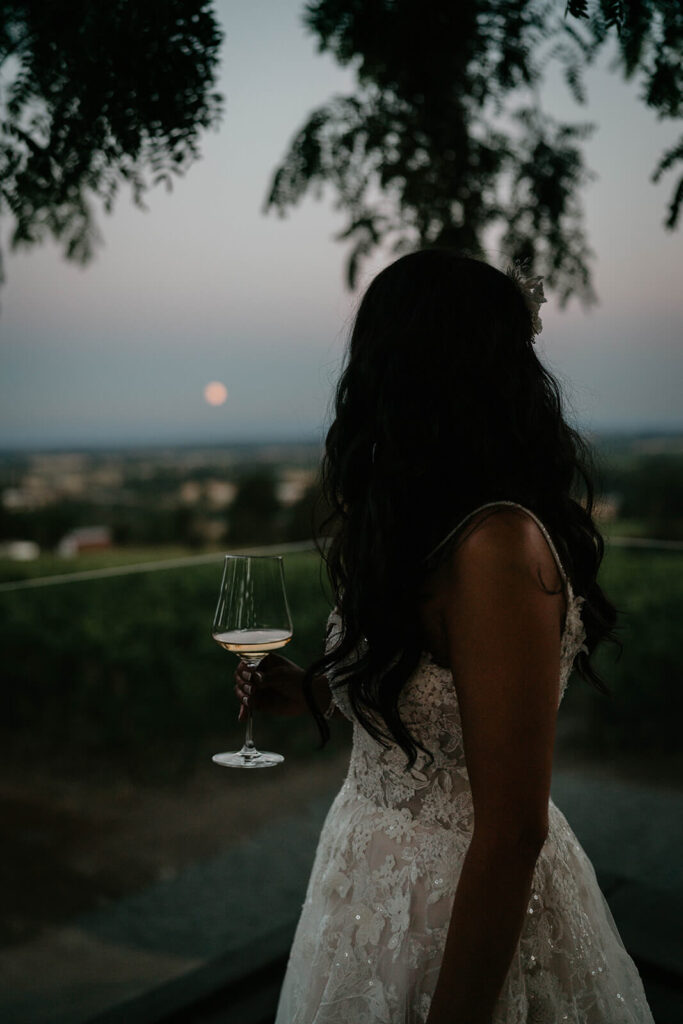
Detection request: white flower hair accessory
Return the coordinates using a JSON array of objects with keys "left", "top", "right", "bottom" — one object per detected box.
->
[{"left": 505, "top": 263, "right": 547, "bottom": 342}]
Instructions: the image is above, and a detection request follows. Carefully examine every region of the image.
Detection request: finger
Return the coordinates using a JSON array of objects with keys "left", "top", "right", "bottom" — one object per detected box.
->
[
  {"left": 235, "top": 675, "right": 252, "bottom": 699},
  {"left": 238, "top": 673, "right": 260, "bottom": 694}
]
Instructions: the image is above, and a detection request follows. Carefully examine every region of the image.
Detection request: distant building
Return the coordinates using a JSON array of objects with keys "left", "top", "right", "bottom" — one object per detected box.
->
[
  {"left": 178, "top": 479, "right": 237, "bottom": 508},
  {"left": 192, "top": 517, "right": 227, "bottom": 543},
  {"left": 205, "top": 480, "right": 237, "bottom": 508},
  {"left": 179, "top": 481, "right": 202, "bottom": 505},
  {"left": 2, "top": 486, "right": 50, "bottom": 510},
  {"left": 277, "top": 468, "right": 316, "bottom": 507},
  {"left": 57, "top": 526, "right": 112, "bottom": 557},
  {"left": 0, "top": 540, "right": 40, "bottom": 561}
]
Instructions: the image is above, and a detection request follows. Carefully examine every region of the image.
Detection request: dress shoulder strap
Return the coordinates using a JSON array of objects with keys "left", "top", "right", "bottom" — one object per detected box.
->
[{"left": 426, "top": 500, "right": 571, "bottom": 591}]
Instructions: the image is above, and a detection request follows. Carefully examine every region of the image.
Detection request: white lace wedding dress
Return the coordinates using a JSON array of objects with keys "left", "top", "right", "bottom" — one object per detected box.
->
[{"left": 275, "top": 502, "right": 655, "bottom": 1023}]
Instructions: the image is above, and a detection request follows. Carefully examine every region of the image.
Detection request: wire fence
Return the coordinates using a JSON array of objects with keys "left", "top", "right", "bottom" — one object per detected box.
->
[
  {"left": 0, "top": 534, "right": 680, "bottom": 595},
  {"left": 0, "top": 540, "right": 318, "bottom": 594},
  {"left": 606, "top": 535, "right": 683, "bottom": 551}
]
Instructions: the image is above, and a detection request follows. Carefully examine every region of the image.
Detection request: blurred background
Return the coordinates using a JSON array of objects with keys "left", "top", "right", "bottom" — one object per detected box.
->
[{"left": 1, "top": 2, "right": 682, "bottom": 1022}]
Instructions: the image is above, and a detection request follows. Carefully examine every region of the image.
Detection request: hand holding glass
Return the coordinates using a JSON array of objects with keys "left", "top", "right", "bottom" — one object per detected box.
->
[{"left": 212, "top": 554, "right": 293, "bottom": 768}]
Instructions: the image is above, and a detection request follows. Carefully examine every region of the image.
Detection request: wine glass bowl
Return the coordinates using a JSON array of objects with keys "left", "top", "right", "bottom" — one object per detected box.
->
[{"left": 211, "top": 554, "right": 293, "bottom": 768}]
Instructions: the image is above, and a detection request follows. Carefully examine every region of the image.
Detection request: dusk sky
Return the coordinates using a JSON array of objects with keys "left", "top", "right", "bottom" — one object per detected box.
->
[{"left": 1, "top": 0, "right": 682, "bottom": 448}]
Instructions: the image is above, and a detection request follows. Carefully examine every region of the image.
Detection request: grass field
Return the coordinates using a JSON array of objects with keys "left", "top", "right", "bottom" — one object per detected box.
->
[
  {"left": 1, "top": 550, "right": 333, "bottom": 780},
  {"left": 1, "top": 540, "right": 681, "bottom": 780},
  {"left": 560, "top": 542, "right": 683, "bottom": 754}
]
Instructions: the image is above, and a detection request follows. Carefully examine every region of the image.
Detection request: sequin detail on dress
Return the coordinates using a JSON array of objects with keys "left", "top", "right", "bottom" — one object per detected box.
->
[{"left": 275, "top": 503, "right": 655, "bottom": 1024}]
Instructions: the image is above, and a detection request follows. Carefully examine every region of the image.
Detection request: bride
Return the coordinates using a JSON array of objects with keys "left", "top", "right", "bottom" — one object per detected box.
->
[{"left": 236, "top": 249, "right": 655, "bottom": 1023}]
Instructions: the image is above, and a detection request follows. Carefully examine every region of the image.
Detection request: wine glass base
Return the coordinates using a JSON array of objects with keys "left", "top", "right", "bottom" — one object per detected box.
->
[{"left": 212, "top": 749, "right": 284, "bottom": 769}]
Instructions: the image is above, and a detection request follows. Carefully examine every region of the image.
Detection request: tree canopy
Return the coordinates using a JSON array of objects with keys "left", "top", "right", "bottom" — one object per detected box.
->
[
  {"left": 1, "top": 1, "right": 680, "bottom": 308},
  {"left": 0, "top": 1, "right": 223, "bottom": 285},
  {"left": 266, "top": 0, "right": 683, "bottom": 304}
]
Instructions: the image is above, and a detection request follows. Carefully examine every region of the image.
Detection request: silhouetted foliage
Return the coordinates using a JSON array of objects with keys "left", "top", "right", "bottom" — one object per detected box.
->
[
  {"left": 0, "top": 548, "right": 681, "bottom": 772},
  {"left": 0, "top": 500, "right": 89, "bottom": 548},
  {"left": 0, "top": 0, "right": 223, "bottom": 286},
  {"left": 0, "top": 553, "right": 335, "bottom": 778},
  {"left": 267, "top": 0, "right": 683, "bottom": 301},
  {"left": 229, "top": 470, "right": 280, "bottom": 543},
  {"left": 285, "top": 480, "right": 335, "bottom": 541},
  {"left": 602, "top": 453, "right": 683, "bottom": 539}
]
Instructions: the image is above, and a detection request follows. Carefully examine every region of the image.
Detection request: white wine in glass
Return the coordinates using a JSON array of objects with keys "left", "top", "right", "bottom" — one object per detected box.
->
[{"left": 211, "top": 554, "right": 293, "bottom": 768}]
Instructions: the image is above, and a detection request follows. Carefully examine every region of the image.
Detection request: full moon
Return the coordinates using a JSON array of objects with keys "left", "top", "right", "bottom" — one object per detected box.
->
[{"left": 204, "top": 381, "right": 228, "bottom": 406}]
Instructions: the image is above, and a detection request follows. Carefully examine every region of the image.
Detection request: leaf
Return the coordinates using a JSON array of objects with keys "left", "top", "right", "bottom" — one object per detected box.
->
[
  {"left": 600, "top": 0, "right": 625, "bottom": 33},
  {"left": 564, "top": 0, "right": 590, "bottom": 19},
  {"left": 662, "top": 173, "right": 683, "bottom": 231},
  {"left": 651, "top": 134, "right": 683, "bottom": 181}
]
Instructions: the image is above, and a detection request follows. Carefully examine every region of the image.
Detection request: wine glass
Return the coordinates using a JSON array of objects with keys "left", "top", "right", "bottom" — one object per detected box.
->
[{"left": 211, "top": 554, "right": 293, "bottom": 768}]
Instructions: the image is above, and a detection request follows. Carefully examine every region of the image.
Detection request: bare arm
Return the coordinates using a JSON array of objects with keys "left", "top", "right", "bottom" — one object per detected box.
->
[{"left": 425, "top": 511, "right": 564, "bottom": 1024}]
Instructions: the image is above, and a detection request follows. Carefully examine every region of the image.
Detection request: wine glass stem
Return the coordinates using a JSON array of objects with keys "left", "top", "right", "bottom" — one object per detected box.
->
[
  {"left": 242, "top": 655, "right": 263, "bottom": 753},
  {"left": 244, "top": 710, "right": 255, "bottom": 751}
]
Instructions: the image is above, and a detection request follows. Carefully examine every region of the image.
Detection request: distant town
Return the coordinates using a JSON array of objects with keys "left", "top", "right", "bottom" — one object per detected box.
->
[
  {"left": 0, "top": 431, "right": 682, "bottom": 562},
  {"left": 0, "top": 441, "right": 323, "bottom": 559}
]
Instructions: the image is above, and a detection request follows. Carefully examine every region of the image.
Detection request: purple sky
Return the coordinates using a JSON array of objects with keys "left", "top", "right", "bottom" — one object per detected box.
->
[{"left": 1, "top": 0, "right": 682, "bottom": 447}]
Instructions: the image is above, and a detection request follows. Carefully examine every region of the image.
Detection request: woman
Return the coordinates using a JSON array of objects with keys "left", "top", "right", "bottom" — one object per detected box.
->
[{"left": 236, "top": 250, "right": 655, "bottom": 1023}]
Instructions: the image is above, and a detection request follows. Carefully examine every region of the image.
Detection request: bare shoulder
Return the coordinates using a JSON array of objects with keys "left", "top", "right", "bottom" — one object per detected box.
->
[
  {"left": 421, "top": 507, "right": 566, "bottom": 659},
  {"left": 447, "top": 506, "right": 564, "bottom": 597}
]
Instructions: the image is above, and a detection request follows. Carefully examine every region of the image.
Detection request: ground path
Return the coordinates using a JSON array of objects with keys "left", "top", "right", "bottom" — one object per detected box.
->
[{"left": 1, "top": 743, "right": 681, "bottom": 1024}]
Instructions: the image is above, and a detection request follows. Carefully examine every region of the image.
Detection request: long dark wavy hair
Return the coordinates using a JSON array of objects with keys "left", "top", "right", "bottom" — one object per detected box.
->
[{"left": 304, "top": 248, "right": 619, "bottom": 767}]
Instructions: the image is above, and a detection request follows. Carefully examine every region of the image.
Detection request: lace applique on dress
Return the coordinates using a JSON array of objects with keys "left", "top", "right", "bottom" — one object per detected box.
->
[{"left": 275, "top": 505, "right": 654, "bottom": 1024}]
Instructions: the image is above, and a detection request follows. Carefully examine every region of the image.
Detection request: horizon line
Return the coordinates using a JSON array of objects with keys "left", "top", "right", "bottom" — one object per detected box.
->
[{"left": 2, "top": 424, "right": 683, "bottom": 455}]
